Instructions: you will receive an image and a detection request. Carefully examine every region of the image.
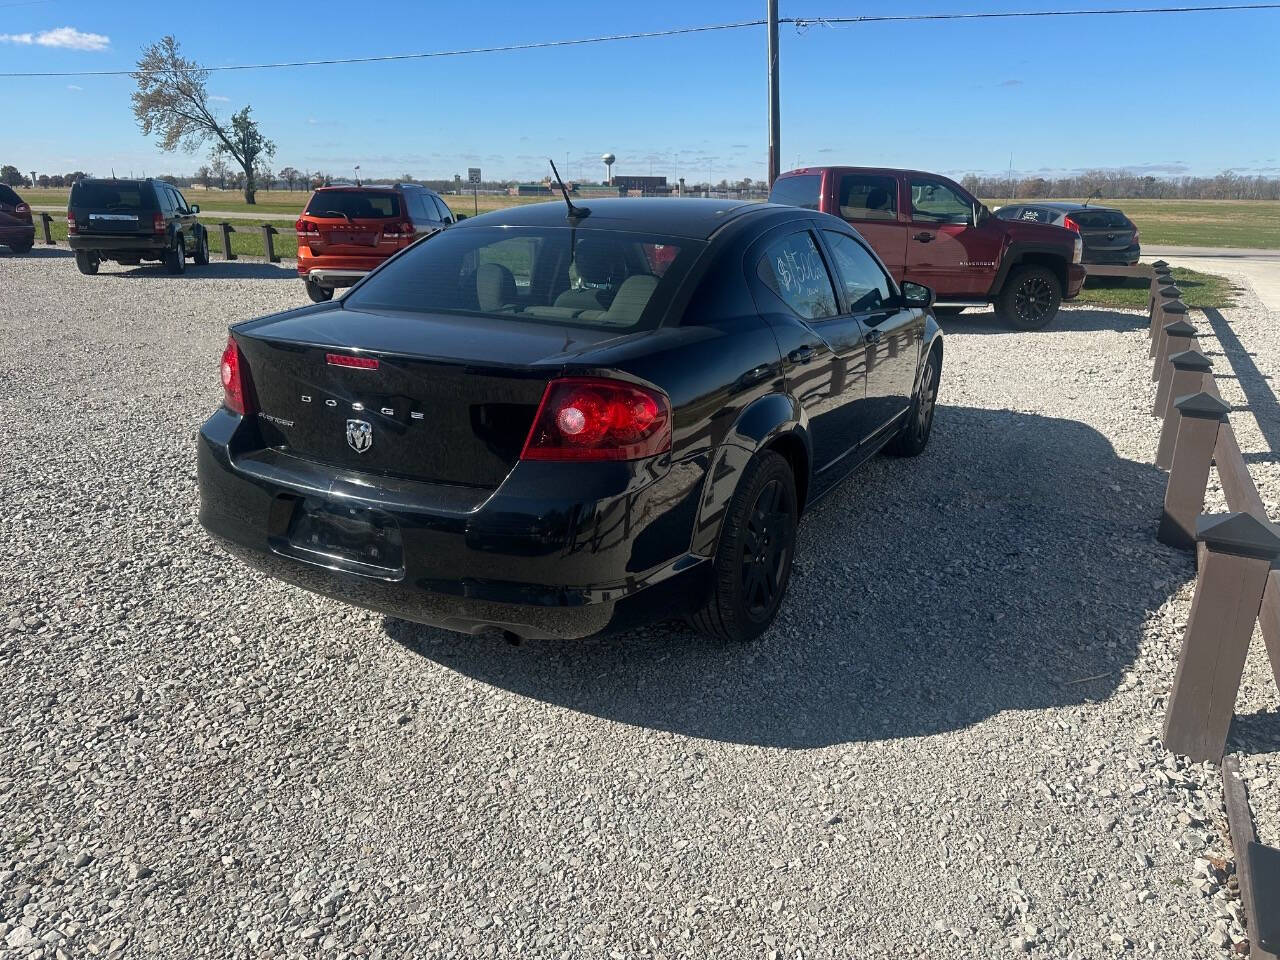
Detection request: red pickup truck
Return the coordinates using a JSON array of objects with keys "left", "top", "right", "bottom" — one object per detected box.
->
[{"left": 769, "top": 167, "right": 1085, "bottom": 329}]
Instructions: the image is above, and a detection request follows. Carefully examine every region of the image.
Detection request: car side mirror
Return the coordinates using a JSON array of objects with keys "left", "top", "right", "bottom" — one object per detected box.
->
[
  {"left": 455, "top": 213, "right": 468, "bottom": 221},
  {"left": 902, "top": 281, "right": 934, "bottom": 308},
  {"left": 191, "top": 203, "right": 200, "bottom": 214}
]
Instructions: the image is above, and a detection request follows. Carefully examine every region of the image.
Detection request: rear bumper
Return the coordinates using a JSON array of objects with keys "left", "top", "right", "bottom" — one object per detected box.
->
[
  {"left": 297, "top": 249, "right": 389, "bottom": 285},
  {"left": 1064, "top": 263, "right": 1087, "bottom": 300},
  {"left": 68, "top": 234, "right": 168, "bottom": 253},
  {"left": 1083, "top": 246, "right": 1141, "bottom": 266},
  {"left": 305, "top": 268, "right": 369, "bottom": 288},
  {"left": 196, "top": 409, "right": 711, "bottom": 640},
  {"left": 0, "top": 224, "right": 35, "bottom": 245}
]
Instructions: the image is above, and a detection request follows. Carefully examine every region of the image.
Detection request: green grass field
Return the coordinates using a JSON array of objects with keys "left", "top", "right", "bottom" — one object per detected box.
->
[
  {"left": 37, "top": 217, "right": 300, "bottom": 260},
  {"left": 982, "top": 197, "right": 1280, "bottom": 249},
  {"left": 1076, "top": 267, "right": 1239, "bottom": 310}
]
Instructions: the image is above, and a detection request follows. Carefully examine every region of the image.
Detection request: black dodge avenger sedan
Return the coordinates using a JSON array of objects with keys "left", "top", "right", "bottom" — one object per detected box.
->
[{"left": 198, "top": 198, "right": 942, "bottom": 643}]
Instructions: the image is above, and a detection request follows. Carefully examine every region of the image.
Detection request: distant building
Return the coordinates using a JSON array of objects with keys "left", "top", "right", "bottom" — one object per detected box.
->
[{"left": 609, "top": 174, "right": 670, "bottom": 195}]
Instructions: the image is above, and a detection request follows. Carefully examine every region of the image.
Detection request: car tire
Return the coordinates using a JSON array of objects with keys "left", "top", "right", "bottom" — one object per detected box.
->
[
  {"left": 193, "top": 228, "right": 210, "bottom": 265},
  {"left": 887, "top": 346, "right": 941, "bottom": 457},
  {"left": 166, "top": 235, "right": 185, "bottom": 275},
  {"left": 75, "top": 250, "right": 99, "bottom": 275},
  {"left": 9, "top": 239, "right": 34, "bottom": 255},
  {"left": 688, "top": 450, "right": 798, "bottom": 643},
  {"left": 995, "top": 264, "right": 1061, "bottom": 330},
  {"left": 305, "top": 279, "right": 334, "bottom": 303}
]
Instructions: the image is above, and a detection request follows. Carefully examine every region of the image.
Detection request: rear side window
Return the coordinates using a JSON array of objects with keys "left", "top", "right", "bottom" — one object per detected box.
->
[
  {"left": 837, "top": 175, "right": 897, "bottom": 221},
  {"left": 0, "top": 185, "right": 21, "bottom": 205},
  {"left": 1017, "top": 207, "right": 1056, "bottom": 224},
  {"left": 756, "top": 231, "right": 838, "bottom": 321},
  {"left": 823, "top": 231, "right": 892, "bottom": 312},
  {"left": 70, "top": 181, "right": 156, "bottom": 211},
  {"left": 305, "top": 190, "right": 402, "bottom": 219},
  {"left": 431, "top": 194, "right": 453, "bottom": 222},
  {"left": 768, "top": 174, "right": 822, "bottom": 211},
  {"left": 1073, "top": 209, "right": 1130, "bottom": 229}
]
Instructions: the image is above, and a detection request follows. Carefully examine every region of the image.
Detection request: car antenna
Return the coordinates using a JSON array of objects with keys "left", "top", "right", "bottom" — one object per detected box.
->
[
  {"left": 548, "top": 158, "right": 589, "bottom": 220},
  {"left": 1082, "top": 187, "right": 1101, "bottom": 207}
]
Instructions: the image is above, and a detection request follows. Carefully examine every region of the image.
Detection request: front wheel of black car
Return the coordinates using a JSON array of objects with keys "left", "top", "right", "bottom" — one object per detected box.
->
[
  {"left": 166, "top": 236, "right": 186, "bottom": 275},
  {"left": 305, "top": 280, "right": 334, "bottom": 303},
  {"left": 75, "top": 251, "right": 99, "bottom": 275},
  {"left": 995, "top": 265, "right": 1061, "bottom": 330},
  {"left": 193, "top": 228, "right": 210, "bottom": 265},
  {"left": 9, "top": 239, "right": 33, "bottom": 255},
  {"left": 888, "top": 347, "right": 940, "bottom": 457},
  {"left": 689, "top": 450, "right": 798, "bottom": 644}
]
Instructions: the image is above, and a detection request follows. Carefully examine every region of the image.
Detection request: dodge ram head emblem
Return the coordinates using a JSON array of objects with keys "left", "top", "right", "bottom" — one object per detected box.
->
[{"left": 346, "top": 419, "right": 373, "bottom": 454}]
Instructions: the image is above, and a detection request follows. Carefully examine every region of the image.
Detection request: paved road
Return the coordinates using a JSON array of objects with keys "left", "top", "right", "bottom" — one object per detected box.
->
[
  {"left": 1141, "top": 249, "right": 1280, "bottom": 311},
  {"left": 1143, "top": 244, "right": 1280, "bottom": 261}
]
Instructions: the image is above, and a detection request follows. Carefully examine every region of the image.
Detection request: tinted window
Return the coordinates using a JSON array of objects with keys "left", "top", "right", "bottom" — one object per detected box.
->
[
  {"left": 155, "top": 186, "right": 175, "bottom": 215},
  {"left": 0, "top": 185, "right": 21, "bottom": 205},
  {"left": 432, "top": 195, "right": 453, "bottom": 222},
  {"left": 837, "top": 174, "right": 897, "bottom": 221},
  {"left": 344, "top": 226, "right": 703, "bottom": 332},
  {"left": 71, "top": 181, "right": 157, "bottom": 211},
  {"left": 756, "top": 231, "right": 838, "bottom": 321},
  {"left": 172, "top": 187, "right": 191, "bottom": 213},
  {"left": 1073, "top": 209, "right": 1130, "bottom": 229},
  {"left": 305, "top": 190, "right": 402, "bottom": 219},
  {"left": 909, "top": 179, "right": 971, "bottom": 225},
  {"left": 823, "top": 231, "right": 892, "bottom": 312},
  {"left": 1018, "top": 207, "right": 1056, "bottom": 223},
  {"left": 768, "top": 174, "right": 822, "bottom": 211},
  {"left": 404, "top": 190, "right": 431, "bottom": 222}
]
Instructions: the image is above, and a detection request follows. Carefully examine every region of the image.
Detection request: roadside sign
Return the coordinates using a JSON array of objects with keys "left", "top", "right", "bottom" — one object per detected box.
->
[{"left": 468, "top": 168, "right": 481, "bottom": 184}]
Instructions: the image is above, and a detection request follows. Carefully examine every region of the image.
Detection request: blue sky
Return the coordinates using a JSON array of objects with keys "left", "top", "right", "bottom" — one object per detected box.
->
[{"left": 2, "top": 0, "right": 1278, "bottom": 184}]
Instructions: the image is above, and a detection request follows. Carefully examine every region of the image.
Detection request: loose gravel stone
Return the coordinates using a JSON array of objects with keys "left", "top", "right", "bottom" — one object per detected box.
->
[{"left": 1, "top": 250, "right": 1276, "bottom": 958}]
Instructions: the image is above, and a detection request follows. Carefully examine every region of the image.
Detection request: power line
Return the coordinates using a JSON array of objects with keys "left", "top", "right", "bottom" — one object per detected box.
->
[{"left": 0, "top": 3, "right": 1277, "bottom": 78}]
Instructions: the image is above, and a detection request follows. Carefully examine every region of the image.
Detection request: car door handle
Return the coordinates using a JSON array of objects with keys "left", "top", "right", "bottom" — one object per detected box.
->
[
  {"left": 788, "top": 346, "right": 814, "bottom": 365},
  {"left": 913, "top": 232, "right": 934, "bottom": 243}
]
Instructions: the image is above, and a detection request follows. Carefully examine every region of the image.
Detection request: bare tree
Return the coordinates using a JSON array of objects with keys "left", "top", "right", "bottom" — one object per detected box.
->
[
  {"left": 278, "top": 166, "right": 302, "bottom": 191},
  {"left": 209, "top": 154, "right": 229, "bottom": 190},
  {"left": 195, "top": 164, "right": 212, "bottom": 189},
  {"left": 131, "top": 36, "right": 276, "bottom": 204}
]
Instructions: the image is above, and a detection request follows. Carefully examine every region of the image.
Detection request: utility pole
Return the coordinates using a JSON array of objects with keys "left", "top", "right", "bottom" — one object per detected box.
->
[{"left": 767, "top": 0, "right": 780, "bottom": 187}]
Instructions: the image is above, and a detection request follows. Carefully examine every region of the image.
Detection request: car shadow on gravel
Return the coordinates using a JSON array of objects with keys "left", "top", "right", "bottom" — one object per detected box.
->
[
  {"left": 101, "top": 261, "right": 298, "bottom": 281},
  {"left": 940, "top": 306, "right": 1147, "bottom": 335},
  {"left": 1, "top": 246, "right": 72, "bottom": 259},
  {"left": 386, "top": 405, "right": 1187, "bottom": 748}
]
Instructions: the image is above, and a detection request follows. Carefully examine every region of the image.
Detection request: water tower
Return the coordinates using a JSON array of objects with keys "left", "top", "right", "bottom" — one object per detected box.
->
[{"left": 601, "top": 153, "right": 616, "bottom": 186}]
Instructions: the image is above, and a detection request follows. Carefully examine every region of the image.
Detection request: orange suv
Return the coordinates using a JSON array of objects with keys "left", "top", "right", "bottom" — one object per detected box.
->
[{"left": 295, "top": 183, "right": 457, "bottom": 302}]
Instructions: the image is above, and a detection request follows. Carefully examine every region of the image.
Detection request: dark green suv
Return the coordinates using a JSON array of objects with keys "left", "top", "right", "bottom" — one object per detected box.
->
[{"left": 68, "top": 178, "right": 210, "bottom": 275}]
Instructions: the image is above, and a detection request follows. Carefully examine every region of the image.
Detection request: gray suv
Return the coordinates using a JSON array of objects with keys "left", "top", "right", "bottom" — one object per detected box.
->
[{"left": 68, "top": 178, "right": 210, "bottom": 275}]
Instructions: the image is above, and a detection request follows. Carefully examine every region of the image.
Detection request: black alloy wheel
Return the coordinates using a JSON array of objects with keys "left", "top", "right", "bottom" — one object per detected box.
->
[
  {"left": 741, "top": 477, "right": 792, "bottom": 619},
  {"left": 997, "top": 264, "right": 1061, "bottom": 330}
]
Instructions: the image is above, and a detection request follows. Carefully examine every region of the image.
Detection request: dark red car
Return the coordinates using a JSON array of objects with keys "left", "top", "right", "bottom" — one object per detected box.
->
[
  {"left": 0, "top": 184, "right": 35, "bottom": 255},
  {"left": 770, "top": 167, "right": 1086, "bottom": 329}
]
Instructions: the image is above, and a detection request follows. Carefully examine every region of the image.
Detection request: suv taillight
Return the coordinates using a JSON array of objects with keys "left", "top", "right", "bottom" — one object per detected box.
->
[
  {"left": 67, "top": 212, "right": 77, "bottom": 235},
  {"left": 14, "top": 202, "right": 30, "bottom": 218},
  {"left": 295, "top": 217, "right": 320, "bottom": 236},
  {"left": 152, "top": 212, "right": 165, "bottom": 234},
  {"left": 521, "top": 377, "right": 672, "bottom": 462},
  {"left": 383, "top": 221, "right": 414, "bottom": 239},
  {"left": 1062, "top": 216, "right": 1080, "bottom": 233},
  {"left": 220, "top": 336, "right": 250, "bottom": 415}
]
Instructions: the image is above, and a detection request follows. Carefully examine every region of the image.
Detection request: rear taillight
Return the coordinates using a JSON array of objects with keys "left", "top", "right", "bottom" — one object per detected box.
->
[
  {"left": 14, "top": 203, "right": 30, "bottom": 217},
  {"left": 1072, "top": 236, "right": 1083, "bottom": 264},
  {"left": 295, "top": 217, "right": 320, "bottom": 236},
  {"left": 220, "top": 336, "right": 250, "bottom": 415},
  {"left": 521, "top": 377, "right": 672, "bottom": 462},
  {"left": 1134, "top": 229, "right": 1141, "bottom": 243},
  {"left": 152, "top": 212, "right": 165, "bottom": 234},
  {"left": 383, "top": 221, "right": 414, "bottom": 239},
  {"left": 66, "top": 212, "right": 77, "bottom": 235},
  {"left": 1062, "top": 216, "right": 1080, "bottom": 233},
  {"left": 326, "top": 353, "right": 379, "bottom": 370}
]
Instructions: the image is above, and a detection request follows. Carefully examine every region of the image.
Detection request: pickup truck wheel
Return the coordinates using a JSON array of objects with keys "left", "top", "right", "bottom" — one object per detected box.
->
[
  {"left": 996, "top": 265, "right": 1061, "bottom": 330},
  {"left": 305, "top": 279, "right": 334, "bottom": 303},
  {"left": 165, "top": 236, "right": 186, "bottom": 275},
  {"left": 688, "top": 450, "right": 797, "bottom": 644},
  {"left": 75, "top": 251, "right": 99, "bottom": 275}
]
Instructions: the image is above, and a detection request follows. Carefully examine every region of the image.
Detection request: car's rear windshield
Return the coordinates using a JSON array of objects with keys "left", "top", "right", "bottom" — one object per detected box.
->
[
  {"left": 70, "top": 181, "right": 156, "bottom": 211},
  {"left": 344, "top": 225, "right": 705, "bottom": 332},
  {"left": 305, "top": 190, "right": 402, "bottom": 219},
  {"left": 769, "top": 174, "right": 822, "bottom": 210},
  {"left": 1072, "top": 209, "right": 1130, "bottom": 229},
  {"left": 0, "top": 185, "right": 22, "bottom": 205}
]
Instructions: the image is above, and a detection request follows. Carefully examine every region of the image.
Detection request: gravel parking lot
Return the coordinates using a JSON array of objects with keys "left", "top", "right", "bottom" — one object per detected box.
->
[{"left": 2, "top": 250, "right": 1278, "bottom": 959}]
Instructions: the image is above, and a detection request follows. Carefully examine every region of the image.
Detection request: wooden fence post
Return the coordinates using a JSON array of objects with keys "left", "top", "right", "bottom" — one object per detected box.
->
[
  {"left": 1163, "top": 512, "right": 1280, "bottom": 763},
  {"left": 1150, "top": 298, "right": 1189, "bottom": 371},
  {"left": 1156, "top": 350, "right": 1213, "bottom": 467},
  {"left": 1152, "top": 314, "right": 1195, "bottom": 385},
  {"left": 259, "top": 224, "right": 280, "bottom": 263},
  {"left": 219, "top": 222, "right": 237, "bottom": 261},
  {"left": 1158, "top": 391, "right": 1232, "bottom": 549},
  {"left": 39, "top": 212, "right": 55, "bottom": 245},
  {"left": 1148, "top": 282, "right": 1181, "bottom": 340}
]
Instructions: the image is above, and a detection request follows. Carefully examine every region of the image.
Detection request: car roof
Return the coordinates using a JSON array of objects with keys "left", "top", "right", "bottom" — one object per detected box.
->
[
  {"left": 1028, "top": 201, "right": 1125, "bottom": 213},
  {"left": 778, "top": 166, "right": 966, "bottom": 182},
  {"left": 457, "top": 197, "right": 770, "bottom": 240}
]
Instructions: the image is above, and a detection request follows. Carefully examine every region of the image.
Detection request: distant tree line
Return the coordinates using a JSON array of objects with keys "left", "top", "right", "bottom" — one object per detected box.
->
[{"left": 961, "top": 169, "right": 1280, "bottom": 202}]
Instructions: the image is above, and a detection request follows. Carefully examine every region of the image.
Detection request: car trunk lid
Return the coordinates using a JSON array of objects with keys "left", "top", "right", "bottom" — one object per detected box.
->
[
  {"left": 234, "top": 305, "right": 633, "bottom": 489},
  {"left": 301, "top": 189, "right": 407, "bottom": 259}
]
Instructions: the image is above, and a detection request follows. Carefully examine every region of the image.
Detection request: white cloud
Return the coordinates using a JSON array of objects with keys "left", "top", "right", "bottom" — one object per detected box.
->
[
  {"left": 67, "top": 84, "right": 82, "bottom": 91},
  {"left": 0, "top": 27, "right": 110, "bottom": 51},
  {"left": 209, "top": 95, "right": 230, "bottom": 102}
]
